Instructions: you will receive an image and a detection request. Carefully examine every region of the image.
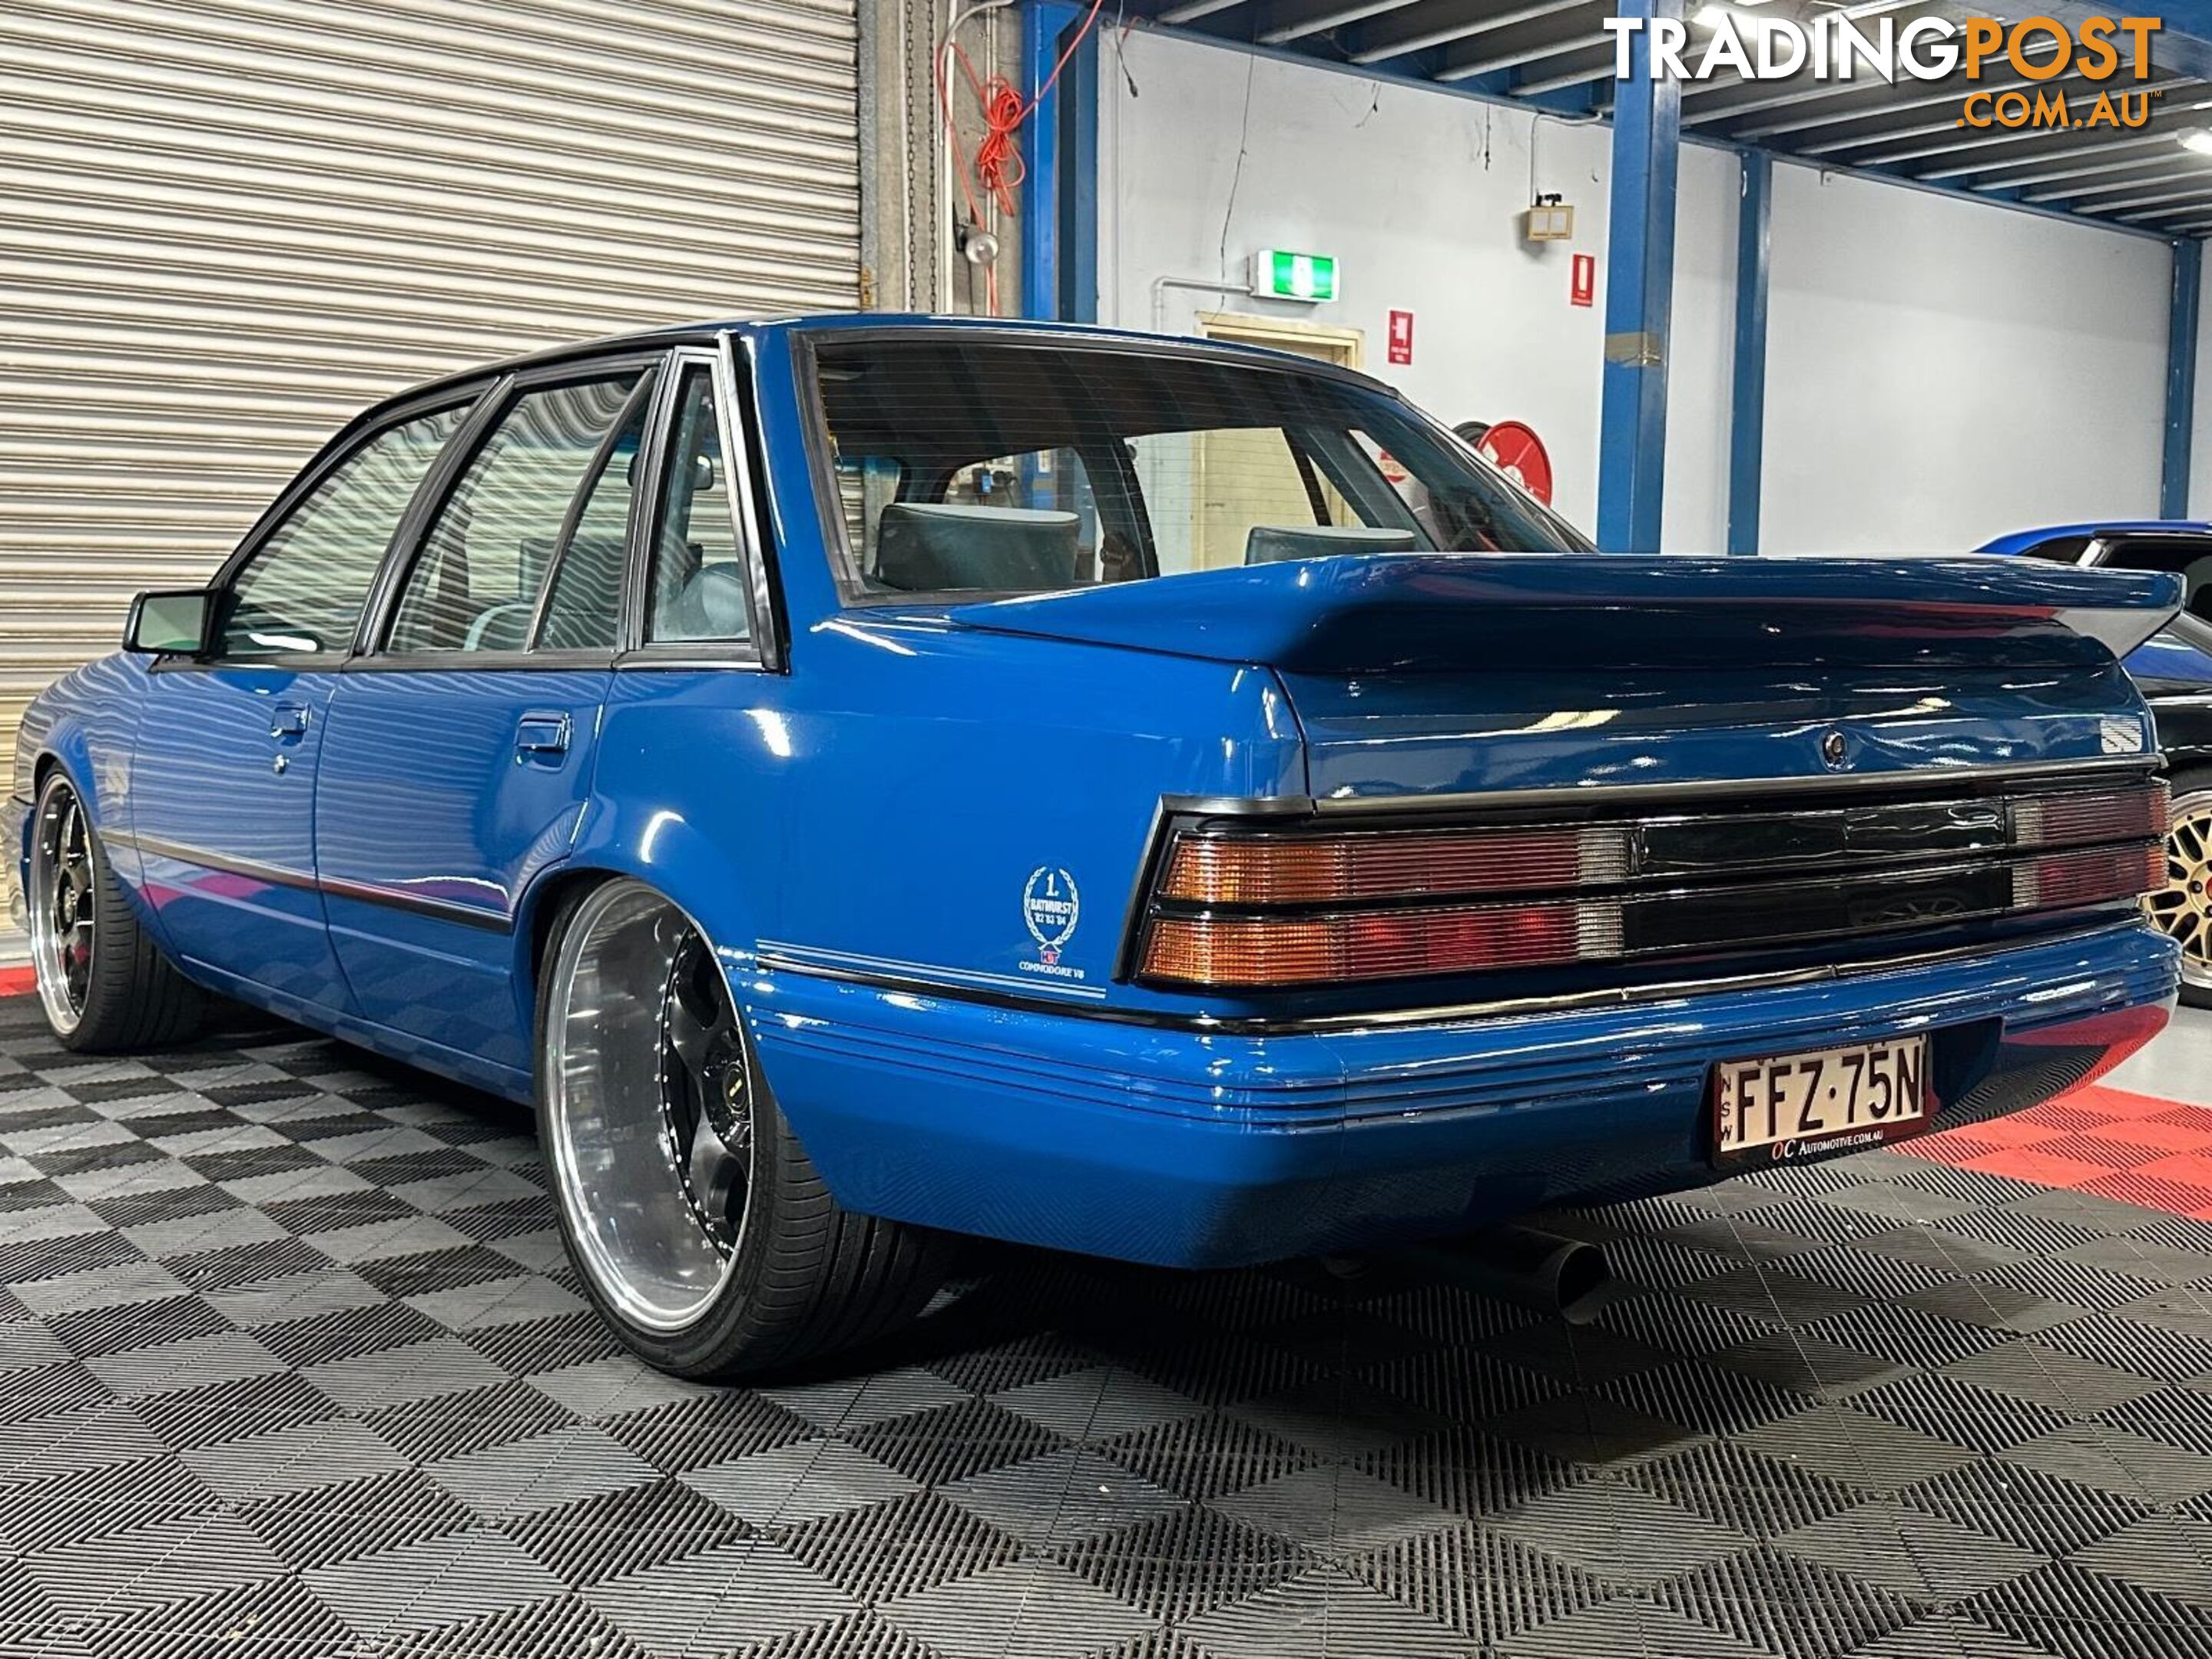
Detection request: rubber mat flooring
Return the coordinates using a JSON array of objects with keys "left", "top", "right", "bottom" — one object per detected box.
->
[{"left": 4, "top": 999, "right": 2212, "bottom": 1659}]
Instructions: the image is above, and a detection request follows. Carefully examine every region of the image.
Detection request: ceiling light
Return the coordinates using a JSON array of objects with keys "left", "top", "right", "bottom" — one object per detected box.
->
[{"left": 2181, "top": 128, "right": 2212, "bottom": 157}]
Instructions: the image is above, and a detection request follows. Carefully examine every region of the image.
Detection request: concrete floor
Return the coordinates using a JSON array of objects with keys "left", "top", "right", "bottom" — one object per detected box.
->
[{"left": 2108, "top": 1002, "right": 2211, "bottom": 1107}]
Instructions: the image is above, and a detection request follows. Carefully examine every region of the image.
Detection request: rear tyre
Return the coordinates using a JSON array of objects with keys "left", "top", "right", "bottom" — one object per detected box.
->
[
  {"left": 2150, "top": 767, "right": 2212, "bottom": 1010},
  {"left": 28, "top": 770, "right": 204, "bottom": 1051},
  {"left": 537, "top": 878, "right": 949, "bottom": 1379}
]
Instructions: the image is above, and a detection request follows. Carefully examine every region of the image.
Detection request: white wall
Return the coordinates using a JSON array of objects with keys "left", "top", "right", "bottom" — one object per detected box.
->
[
  {"left": 1097, "top": 28, "right": 1735, "bottom": 548},
  {"left": 1100, "top": 28, "right": 2177, "bottom": 556},
  {"left": 1763, "top": 165, "right": 2168, "bottom": 553}
]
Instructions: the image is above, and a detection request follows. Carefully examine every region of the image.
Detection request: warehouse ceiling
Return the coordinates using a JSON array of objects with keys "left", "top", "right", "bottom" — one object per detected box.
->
[{"left": 1121, "top": 0, "right": 2212, "bottom": 236}]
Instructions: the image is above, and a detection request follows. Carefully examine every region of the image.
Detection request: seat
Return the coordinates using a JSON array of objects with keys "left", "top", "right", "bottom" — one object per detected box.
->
[
  {"left": 873, "top": 504, "right": 1079, "bottom": 592},
  {"left": 539, "top": 532, "right": 631, "bottom": 650},
  {"left": 462, "top": 601, "right": 535, "bottom": 651},
  {"left": 664, "top": 564, "right": 752, "bottom": 641}
]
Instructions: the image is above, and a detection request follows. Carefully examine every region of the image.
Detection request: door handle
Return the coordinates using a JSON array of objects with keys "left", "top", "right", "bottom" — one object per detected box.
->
[
  {"left": 515, "top": 712, "right": 572, "bottom": 758},
  {"left": 269, "top": 705, "right": 309, "bottom": 739}
]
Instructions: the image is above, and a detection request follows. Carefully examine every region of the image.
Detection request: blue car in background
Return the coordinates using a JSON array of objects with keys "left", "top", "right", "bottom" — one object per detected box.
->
[
  {"left": 1979, "top": 522, "right": 2212, "bottom": 1006},
  {"left": 8, "top": 317, "right": 2187, "bottom": 1376}
]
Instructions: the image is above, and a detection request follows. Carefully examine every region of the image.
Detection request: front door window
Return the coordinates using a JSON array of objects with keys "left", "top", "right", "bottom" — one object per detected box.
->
[{"left": 219, "top": 403, "right": 471, "bottom": 657}]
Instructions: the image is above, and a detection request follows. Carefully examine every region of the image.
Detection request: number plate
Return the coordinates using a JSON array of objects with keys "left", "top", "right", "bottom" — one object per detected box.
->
[{"left": 1712, "top": 1036, "right": 1932, "bottom": 1165}]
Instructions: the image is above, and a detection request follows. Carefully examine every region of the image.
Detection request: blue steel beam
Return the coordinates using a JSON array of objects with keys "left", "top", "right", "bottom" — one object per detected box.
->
[
  {"left": 1055, "top": 8, "right": 1101, "bottom": 324},
  {"left": 2164, "top": 237, "right": 2202, "bottom": 520},
  {"left": 1021, "top": 2, "right": 1079, "bottom": 320},
  {"left": 1595, "top": 0, "right": 1682, "bottom": 555},
  {"left": 1727, "top": 150, "right": 1771, "bottom": 556}
]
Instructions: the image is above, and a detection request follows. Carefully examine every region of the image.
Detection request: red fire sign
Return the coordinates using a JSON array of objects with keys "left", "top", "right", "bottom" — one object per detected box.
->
[
  {"left": 1386, "top": 309, "right": 1414, "bottom": 365},
  {"left": 1570, "top": 253, "right": 1595, "bottom": 308}
]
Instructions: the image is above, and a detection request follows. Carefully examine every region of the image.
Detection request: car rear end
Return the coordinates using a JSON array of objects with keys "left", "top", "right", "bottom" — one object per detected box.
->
[{"left": 741, "top": 321, "right": 2183, "bottom": 1268}]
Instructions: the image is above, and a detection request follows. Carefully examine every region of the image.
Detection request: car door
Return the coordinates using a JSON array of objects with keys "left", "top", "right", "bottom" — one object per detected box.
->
[
  {"left": 313, "top": 359, "right": 660, "bottom": 1083},
  {"left": 127, "top": 393, "right": 480, "bottom": 1012}
]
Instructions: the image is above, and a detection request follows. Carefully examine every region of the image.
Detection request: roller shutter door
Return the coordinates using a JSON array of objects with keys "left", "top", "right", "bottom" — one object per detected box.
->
[{"left": 0, "top": 0, "right": 859, "bottom": 951}]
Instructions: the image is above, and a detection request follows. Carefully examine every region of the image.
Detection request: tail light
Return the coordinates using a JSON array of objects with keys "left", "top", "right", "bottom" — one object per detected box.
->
[
  {"left": 2012, "top": 843, "right": 2165, "bottom": 911},
  {"left": 2012, "top": 781, "right": 2170, "bottom": 849},
  {"left": 1159, "top": 825, "right": 1631, "bottom": 906},
  {"left": 1143, "top": 899, "right": 1621, "bottom": 988},
  {"left": 1132, "top": 776, "right": 2173, "bottom": 992}
]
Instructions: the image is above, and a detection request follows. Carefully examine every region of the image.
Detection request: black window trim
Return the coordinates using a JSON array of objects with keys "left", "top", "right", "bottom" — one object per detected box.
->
[
  {"left": 615, "top": 339, "right": 783, "bottom": 674},
  {"left": 158, "top": 381, "right": 496, "bottom": 675},
  {"left": 357, "top": 350, "right": 671, "bottom": 672}
]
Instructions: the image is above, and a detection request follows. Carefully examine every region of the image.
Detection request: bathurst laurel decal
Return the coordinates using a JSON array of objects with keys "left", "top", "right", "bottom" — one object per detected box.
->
[{"left": 1021, "top": 866, "right": 1084, "bottom": 980}]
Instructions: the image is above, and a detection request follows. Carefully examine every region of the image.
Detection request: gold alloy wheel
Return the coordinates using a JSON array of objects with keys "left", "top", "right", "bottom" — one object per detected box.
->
[{"left": 2147, "top": 788, "right": 2212, "bottom": 995}]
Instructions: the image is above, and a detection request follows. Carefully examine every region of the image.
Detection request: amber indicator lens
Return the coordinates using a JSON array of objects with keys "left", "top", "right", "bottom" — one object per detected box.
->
[
  {"left": 1140, "top": 900, "right": 1622, "bottom": 988},
  {"left": 1160, "top": 825, "right": 1631, "bottom": 906}
]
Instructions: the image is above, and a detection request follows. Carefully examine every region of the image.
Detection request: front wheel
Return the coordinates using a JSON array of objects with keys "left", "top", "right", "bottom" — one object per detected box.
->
[
  {"left": 2150, "top": 767, "right": 2212, "bottom": 1009},
  {"left": 28, "top": 770, "right": 202, "bottom": 1051},
  {"left": 537, "top": 879, "right": 949, "bottom": 1379}
]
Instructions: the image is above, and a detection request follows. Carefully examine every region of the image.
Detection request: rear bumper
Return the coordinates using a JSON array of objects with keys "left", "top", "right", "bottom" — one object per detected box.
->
[{"left": 744, "top": 918, "right": 2179, "bottom": 1268}]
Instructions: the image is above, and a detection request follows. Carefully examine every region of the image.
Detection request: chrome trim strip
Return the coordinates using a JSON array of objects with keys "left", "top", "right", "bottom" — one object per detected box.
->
[
  {"left": 113, "top": 830, "right": 513, "bottom": 934},
  {"left": 757, "top": 939, "right": 1111, "bottom": 1002},
  {"left": 112, "top": 830, "right": 317, "bottom": 894},
  {"left": 1165, "top": 755, "right": 2161, "bottom": 823},
  {"left": 316, "top": 875, "right": 512, "bottom": 933},
  {"left": 757, "top": 915, "right": 2156, "bottom": 1035}
]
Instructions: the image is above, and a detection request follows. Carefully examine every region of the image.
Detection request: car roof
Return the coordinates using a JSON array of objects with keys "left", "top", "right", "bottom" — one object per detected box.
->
[
  {"left": 1977, "top": 520, "right": 2212, "bottom": 557},
  {"left": 383, "top": 312, "right": 1402, "bottom": 412}
]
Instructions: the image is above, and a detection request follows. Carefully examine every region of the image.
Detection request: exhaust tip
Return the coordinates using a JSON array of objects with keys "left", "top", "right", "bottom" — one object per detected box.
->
[
  {"left": 1551, "top": 1239, "right": 1610, "bottom": 1325},
  {"left": 1405, "top": 1225, "right": 1614, "bottom": 1323}
]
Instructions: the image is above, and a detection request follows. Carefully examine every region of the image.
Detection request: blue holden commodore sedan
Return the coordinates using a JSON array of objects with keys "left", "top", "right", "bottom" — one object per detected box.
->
[{"left": 8, "top": 316, "right": 2188, "bottom": 1376}]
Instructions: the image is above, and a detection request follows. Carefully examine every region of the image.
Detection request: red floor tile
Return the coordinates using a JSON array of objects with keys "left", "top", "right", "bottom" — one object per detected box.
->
[
  {"left": 2101, "top": 1116, "right": 2212, "bottom": 1154},
  {"left": 2068, "top": 1084, "right": 2198, "bottom": 1121},
  {"left": 1953, "top": 1146, "right": 2117, "bottom": 1189},
  {"left": 2025, "top": 1131, "right": 2173, "bottom": 1170}
]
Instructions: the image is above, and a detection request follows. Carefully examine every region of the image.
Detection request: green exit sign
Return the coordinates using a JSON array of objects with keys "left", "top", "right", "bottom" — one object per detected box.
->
[{"left": 1250, "top": 249, "right": 1339, "bottom": 303}]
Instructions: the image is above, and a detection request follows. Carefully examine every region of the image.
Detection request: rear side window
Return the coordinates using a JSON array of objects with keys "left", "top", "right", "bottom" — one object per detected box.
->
[
  {"left": 644, "top": 367, "right": 754, "bottom": 645},
  {"left": 387, "top": 375, "right": 645, "bottom": 654},
  {"left": 219, "top": 403, "right": 469, "bottom": 657}
]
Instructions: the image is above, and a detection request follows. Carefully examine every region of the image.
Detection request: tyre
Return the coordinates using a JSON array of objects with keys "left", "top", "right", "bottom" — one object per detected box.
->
[
  {"left": 2150, "top": 766, "right": 2212, "bottom": 1010},
  {"left": 537, "top": 878, "right": 949, "bottom": 1379},
  {"left": 27, "top": 770, "right": 204, "bottom": 1051}
]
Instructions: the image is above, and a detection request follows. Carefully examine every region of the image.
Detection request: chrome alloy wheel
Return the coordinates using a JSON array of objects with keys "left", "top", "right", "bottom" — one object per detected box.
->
[
  {"left": 2149, "top": 789, "right": 2212, "bottom": 993},
  {"left": 543, "top": 882, "right": 756, "bottom": 1333},
  {"left": 28, "top": 776, "right": 94, "bottom": 1036}
]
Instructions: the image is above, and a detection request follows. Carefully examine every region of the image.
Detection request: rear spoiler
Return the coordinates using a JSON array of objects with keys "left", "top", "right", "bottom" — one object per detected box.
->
[{"left": 937, "top": 554, "right": 2184, "bottom": 675}]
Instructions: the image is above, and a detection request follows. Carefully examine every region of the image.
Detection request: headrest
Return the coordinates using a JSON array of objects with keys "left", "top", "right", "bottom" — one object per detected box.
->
[
  {"left": 875, "top": 503, "right": 1079, "bottom": 592},
  {"left": 1244, "top": 525, "right": 1419, "bottom": 565},
  {"left": 668, "top": 564, "right": 752, "bottom": 641}
]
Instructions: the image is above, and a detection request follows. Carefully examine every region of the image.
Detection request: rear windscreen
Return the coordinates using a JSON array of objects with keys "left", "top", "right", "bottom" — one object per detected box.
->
[{"left": 806, "top": 335, "right": 1591, "bottom": 600}]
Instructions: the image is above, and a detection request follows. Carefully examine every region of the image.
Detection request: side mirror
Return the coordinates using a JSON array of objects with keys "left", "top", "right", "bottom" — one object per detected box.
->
[{"left": 124, "top": 589, "right": 212, "bottom": 655}]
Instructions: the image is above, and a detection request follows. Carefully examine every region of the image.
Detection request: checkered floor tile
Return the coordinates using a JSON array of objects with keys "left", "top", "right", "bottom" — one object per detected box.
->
[
  {"left": 1902, "top": 1084, "right": 2212, "bottom": 1219},
  {"left": 2, "top": 998, "right": 2212, "bottom": 1658}
]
